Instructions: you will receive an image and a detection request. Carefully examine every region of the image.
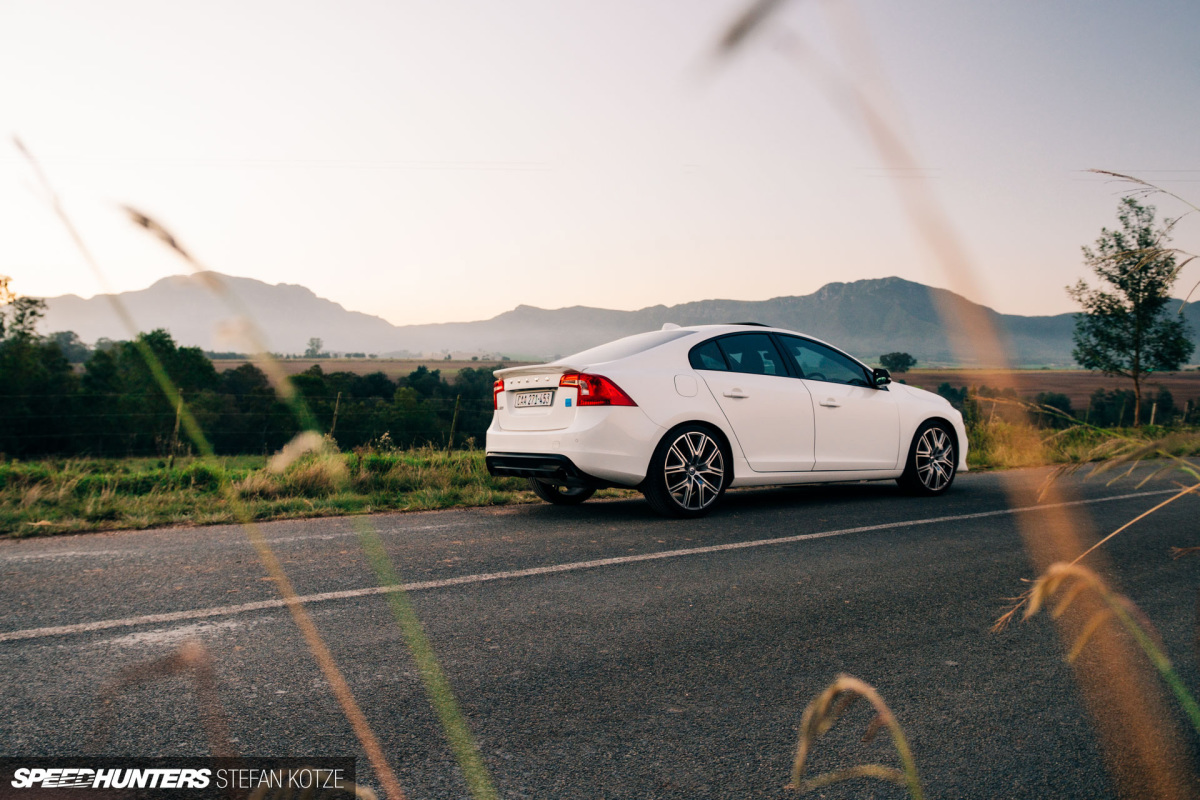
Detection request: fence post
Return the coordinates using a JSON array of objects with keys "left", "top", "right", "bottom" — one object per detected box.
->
[
  {"left": 329, "top": 391, "right": 342, "bottom": 438},
  {"left": 168, "top": 394, "right": 183, "bottom": 469},
  {"left": 446, "top": 394, "right": 461, "bottom": 451}
]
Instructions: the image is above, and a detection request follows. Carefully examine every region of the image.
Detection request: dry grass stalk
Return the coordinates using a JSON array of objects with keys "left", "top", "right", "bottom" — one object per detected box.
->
[
  {"left": 121, "top": 173, "right": 499, "bottom": 800},
  {"left": 17, "top": 139, "right": 410, "bottom": 800},
  {"left": 1023, "top": 563, "right": 1200, "bottom": 734},
  {"left": 995, "top": 480, "right": 1200, "bottom": 632},
  {"left": 95, "top": 641, "right": 235, "bottom": 758},
  {"left": 121, "top": 205, "right": 303, "bottom": 407},
  {"left": 789, "top": 674, "right": 922, "bottom": 799},
  {"left": 268, "top": 431, "right": 331, "bottom": 474},
  {"left": 715, "top": 5, "right": 1195, "bottom": 792},
  {"left": 248, "top": 780, "right": 378, "bottom": 800}
]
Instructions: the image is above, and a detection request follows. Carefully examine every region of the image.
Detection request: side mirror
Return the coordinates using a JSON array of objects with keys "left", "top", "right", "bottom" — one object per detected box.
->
[{"left": 872, "top": 368, "right": 892, "bottom": 388}]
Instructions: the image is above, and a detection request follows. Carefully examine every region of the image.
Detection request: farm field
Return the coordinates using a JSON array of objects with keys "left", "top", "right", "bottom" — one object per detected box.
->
[
  {"left": 210, "top": 362, "right": 1200, "bottom": 411},
  {"left": 902, "top": 369, "right": 1200, "bottom": 410},
  {"left": 211, "top": 357, "right": 532, "bottom": 380}
]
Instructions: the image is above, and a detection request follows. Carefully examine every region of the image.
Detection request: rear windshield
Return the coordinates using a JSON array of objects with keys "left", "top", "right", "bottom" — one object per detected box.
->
[{"left": 556, "top": 329, "right": 695, "bottom": 366}]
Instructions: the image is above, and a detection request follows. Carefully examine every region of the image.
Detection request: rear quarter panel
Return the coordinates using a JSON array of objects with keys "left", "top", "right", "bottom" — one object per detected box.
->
[{"left": 580, "top": 347, "right": 749, "bottom": 463}]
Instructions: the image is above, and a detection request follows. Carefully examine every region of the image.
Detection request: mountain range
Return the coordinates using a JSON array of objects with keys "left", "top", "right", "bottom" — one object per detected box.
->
[{"left": 38, "top": 273, "right": 1200, "bottom": 367}]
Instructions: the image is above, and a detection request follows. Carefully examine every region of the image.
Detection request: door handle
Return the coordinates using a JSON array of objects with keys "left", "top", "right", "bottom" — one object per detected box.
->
[
  {"left": 819, "top": 398, "right": 840, "bottom": 407},
  {"left": 723, "top": 389, "right": 749, "bottom": 399}
]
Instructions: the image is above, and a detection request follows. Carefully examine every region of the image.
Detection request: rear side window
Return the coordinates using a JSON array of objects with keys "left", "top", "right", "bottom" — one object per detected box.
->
[
  {"left": 688, "top": 340, "right": 728, "bottom": 371},
  {"left": 716, "top": 334, "right": 786, "bottom": 376},
  {"left": 778, "top": 336, "right": 870, "bottom": 386}
]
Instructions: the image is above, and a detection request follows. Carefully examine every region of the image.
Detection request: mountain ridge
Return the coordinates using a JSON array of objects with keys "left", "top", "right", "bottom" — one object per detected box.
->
[{"left": 37, "top": 273, "right": 1200, "bottom": 367}]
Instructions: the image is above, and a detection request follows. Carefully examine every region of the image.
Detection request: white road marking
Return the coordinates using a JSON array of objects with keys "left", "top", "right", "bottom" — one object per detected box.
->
[
  {"left": 0, "top": 488, "right": 1183, "bottom": 644},
  {"left": 0, "top": 522, "right": 469, "bottom": 562}
]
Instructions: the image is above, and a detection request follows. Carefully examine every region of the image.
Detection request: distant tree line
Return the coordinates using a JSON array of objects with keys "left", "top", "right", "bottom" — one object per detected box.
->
[
  {"left": 934, "top": 382, "right": 1198, "bottom": 429},
  {"left": 0, "top": 304, "right": 499, "bottom": 458}
]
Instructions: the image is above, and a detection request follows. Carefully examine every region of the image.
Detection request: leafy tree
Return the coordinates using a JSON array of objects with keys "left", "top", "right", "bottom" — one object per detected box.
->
[
  {"left": 47, "top": 331, "right": 91, "bottom": 363},
  {"left": 1033, "top": 392, "right": 1075, "bottom": 428},
  {"left": 0, "top": 295, "right": 46, "bottom": 341},
  {"left": 935, "top": 383, "right": 979, "bottom": 427},
  {"left": 879, "top": 352, "right": 916, "bottom": 373},
  {"left": 1069, "top": 198, "right": 1194, "bottom": 424},
  {"left": 304, "top": 337, "right": 325, "bottom": 358},
  {"left": 403, "top": 365, "right": 445, "bottom": 399}
]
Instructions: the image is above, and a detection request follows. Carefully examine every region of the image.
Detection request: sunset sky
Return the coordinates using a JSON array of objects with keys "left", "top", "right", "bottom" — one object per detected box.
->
[{"left": 2, "top": 0, "right": 1198, "bottom": 327}]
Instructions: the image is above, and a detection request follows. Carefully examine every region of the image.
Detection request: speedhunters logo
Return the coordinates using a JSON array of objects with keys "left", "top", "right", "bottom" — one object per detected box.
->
[
  {"left": 0, "top": 759, "right": 357, "bottom": 799},
  {"left": 11, "top": 769, "right": 210, "bottom": 790}
]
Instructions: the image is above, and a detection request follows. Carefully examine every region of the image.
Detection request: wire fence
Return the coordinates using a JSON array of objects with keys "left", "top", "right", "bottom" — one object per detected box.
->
[{"left": 0, "top": 393, "right": 495, "bottom": 457}]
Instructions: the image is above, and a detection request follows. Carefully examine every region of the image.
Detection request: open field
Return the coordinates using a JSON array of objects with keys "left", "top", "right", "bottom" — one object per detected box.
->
[
  {"left": 211, "top": 358, "right": 533, "bottom": 380},
  {"left": 213, "top": 363, "right": 1200, "bottom": 409},
  {"left": 903, "top": 369, "right": 1200, "bottom": 410}
]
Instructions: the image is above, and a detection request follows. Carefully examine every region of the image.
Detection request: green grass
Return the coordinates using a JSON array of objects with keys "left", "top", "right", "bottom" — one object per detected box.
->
[
  {"left": 0, "top": 448, "right": 636, "bottom": 537},
  {"left": 966, "top": 421, "right": 1200, "bottom": 471},
  {"left": 4, "top": 426, "right": 1198, "bottom": 538}
]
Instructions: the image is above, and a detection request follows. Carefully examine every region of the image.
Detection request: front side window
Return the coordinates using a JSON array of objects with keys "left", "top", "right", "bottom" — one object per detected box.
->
[
  {"left": 778, "top": 336, "right": 869, "bottom": 386},
  {"left": 716, "top": 334, "right": 786, "bottom": 377}
]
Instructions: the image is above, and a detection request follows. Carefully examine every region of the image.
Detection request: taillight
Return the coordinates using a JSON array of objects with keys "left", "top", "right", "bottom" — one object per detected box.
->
[
  {"left": 493, "top": 379, "right": 504, "bottom": 410},
  {"left": 558, "top": 373, "right": 637, "bottom": 406}
]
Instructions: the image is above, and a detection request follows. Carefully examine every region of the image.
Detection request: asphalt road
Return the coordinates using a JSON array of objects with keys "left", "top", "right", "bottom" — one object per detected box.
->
[{"left": 2, "top": 466, "right": 1199, "bottom": 799}]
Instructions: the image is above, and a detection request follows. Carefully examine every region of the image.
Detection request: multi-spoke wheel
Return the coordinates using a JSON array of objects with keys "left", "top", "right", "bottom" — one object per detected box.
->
[
  {"left": 643, "top": 425, "right": 730, "bottom": 518},
  {"left": 897, "top": 421, "right": 958, "bottom": 495},
  {"left": 528, "top": 478, "right": 596, "bottom": 505}
]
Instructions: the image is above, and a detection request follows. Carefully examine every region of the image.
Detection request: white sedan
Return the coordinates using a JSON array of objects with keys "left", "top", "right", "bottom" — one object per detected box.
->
[{"left": 485, "top": 323, "right": 967, "bottom": 518}]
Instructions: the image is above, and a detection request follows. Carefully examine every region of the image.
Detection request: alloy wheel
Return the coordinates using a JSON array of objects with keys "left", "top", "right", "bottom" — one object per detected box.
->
[
  {"left": 662, "top": 430, "right": 726, "bottom": 512},
  {"left": 915, "top": 426, "right": 955, "bottom": 491}
]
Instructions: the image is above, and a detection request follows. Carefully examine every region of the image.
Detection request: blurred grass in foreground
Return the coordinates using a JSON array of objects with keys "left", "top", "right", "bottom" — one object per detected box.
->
[
  {"left": 967, "top": 421, "right": 1200, "bottom": 471},
  {"left": 3, "top": 427, "right": 1198, "bottom": 538}
]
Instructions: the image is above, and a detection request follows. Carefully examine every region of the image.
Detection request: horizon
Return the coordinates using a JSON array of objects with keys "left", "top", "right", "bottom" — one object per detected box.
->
[
  {"left": 4, "top": 1, "right": 1198, "bottom": 325},
  {"left": 39, "top": 270, "right": 1092, "bottom": 326}
]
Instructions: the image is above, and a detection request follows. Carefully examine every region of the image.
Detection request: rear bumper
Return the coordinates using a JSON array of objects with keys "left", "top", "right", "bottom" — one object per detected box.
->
[
  {"left": 486, "top": 406, "right": 663, "bottom": 487},
  {"left": 486, "top": 453, "right": 612, "bottom": 489}
]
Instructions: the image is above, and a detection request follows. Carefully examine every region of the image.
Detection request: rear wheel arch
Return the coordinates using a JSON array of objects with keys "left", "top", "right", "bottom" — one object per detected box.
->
[
  {"left": 641, "top": 421, "right": 734, "bottom": 518},
  {"left": 644, "top": 420, "right": 735, "bottom": 485}
]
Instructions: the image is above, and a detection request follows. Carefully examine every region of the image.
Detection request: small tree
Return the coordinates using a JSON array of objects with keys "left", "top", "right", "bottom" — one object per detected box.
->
[
  {"left": 879, "top": 352, "right": 916, "bottom": 373},
  {"left": 1068, "top": 198, "right": 1194, "bottom": 425},
  {"left": 0, "top": 276, "right": 47, "bottom": 341},
  {"left": 304, "top": 337, "right": 325, "bottom": 358}
]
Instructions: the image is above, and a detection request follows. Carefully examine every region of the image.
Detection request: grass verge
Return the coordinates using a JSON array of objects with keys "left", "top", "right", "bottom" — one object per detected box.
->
[
  {"left": 967, "top": 421, "right": 1200, "bottom": 470},
  {"left": 4, "top": 424, "right": 1198, "bottom": 538},
  {"left": 0, "top": 447, "right": 635, "bottom": 537}
]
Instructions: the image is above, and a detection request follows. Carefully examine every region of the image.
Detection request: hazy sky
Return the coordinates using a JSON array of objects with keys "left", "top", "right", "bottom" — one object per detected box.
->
[{"left": 3, "top": 0, "right": 1198, "bottom": 327}]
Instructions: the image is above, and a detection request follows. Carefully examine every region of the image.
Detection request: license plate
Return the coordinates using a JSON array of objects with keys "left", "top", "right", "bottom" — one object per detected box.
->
[{"left": 515, "top": 390, "right": 555, "bottom": 408}]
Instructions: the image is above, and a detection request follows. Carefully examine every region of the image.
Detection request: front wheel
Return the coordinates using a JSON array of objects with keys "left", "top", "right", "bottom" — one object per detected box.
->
[
  {"left": 642, "top": 425, "right": 730, "bottom": 518},
  {"left": 528, "top": 478, "right": 595, "bottom": 505},
  {"left": 897, "top": 421, "right": 958, "bottom": 495}
]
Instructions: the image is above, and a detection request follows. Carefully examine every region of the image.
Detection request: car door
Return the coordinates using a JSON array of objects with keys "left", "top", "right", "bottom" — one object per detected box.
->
[
  {"left": 690, "top": 334, "right": 815, "bottom": 472},
  {"left": 775, "top": 335, "right": 900, "bottom": 471}
]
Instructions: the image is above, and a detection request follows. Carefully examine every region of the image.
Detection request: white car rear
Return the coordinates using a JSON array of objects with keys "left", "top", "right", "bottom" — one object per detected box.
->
[{"left": 486, "top": 324, "right": 967, "bottom": 517}]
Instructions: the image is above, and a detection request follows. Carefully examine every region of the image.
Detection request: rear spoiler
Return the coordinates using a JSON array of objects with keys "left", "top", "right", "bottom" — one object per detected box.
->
[{"left": 493, "top": 363, "right": 582, "bottom": 379}]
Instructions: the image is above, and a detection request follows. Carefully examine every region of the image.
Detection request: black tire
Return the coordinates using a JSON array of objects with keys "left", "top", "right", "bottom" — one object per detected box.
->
[
  {"left": 528, "top": 478, "right": 596, "bottom": 505},
  {"left": 642, "top": 425, "right": 730, "bottom": 518},
  {"left": 897, "top": 420, "right": 958, "bottom": 496}
]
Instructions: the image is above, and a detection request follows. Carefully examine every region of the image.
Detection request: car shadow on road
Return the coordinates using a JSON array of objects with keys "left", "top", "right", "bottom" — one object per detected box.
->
[{"left": 522, "top": 479, "right": 971, "bottom": 522}]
